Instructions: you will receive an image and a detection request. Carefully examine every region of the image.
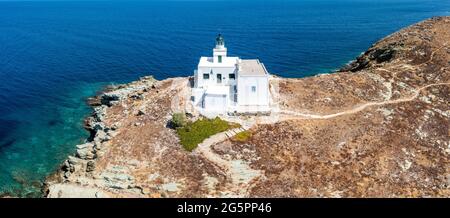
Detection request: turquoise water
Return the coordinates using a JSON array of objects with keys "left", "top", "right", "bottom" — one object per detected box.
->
[
  {"left": 0, "top": 82, "right": 105, "bottom": 196},
  {"left": 0, "top": 0, "right": 449, "bottom": 197}
]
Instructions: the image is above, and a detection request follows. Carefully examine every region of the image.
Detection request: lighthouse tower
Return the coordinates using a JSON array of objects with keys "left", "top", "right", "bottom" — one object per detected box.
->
[
  {"left": 192, "top": 34, "right": 270, "bottom": 116},
  {"left": 213, "top": 34, "right": 227, "bottom": 63}
]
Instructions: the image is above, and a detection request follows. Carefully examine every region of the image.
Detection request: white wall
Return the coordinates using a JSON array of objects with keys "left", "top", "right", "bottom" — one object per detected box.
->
[
  {"left": 237, "top": 76, "right": 269, "bottom": 106},
  {"left": 196, "top": 66, "right": 236, "bottom": 87},
  {"left": 193, "top": 70, "right": 199, "bottom": 88},
  {"left": 213, "top": 48, "right": 227, "bottom": 63},
  {"left": 191, "top": 88, "right": 204, "bottom": 107},
  {"left": 204, "top": 94, "right": 227, "bottom": 113}
]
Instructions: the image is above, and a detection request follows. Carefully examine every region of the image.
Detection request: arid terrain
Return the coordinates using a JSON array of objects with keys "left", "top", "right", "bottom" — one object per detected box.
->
[{"left": 45, "top": 17, "right": 449, "bottom": 198}]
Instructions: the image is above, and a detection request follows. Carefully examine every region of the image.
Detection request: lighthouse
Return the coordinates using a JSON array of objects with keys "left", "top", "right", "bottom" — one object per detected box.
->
[
  {"left": 192, "top": 34, "right": 270, "bottom": 117},
  {"left": 213, "top": 34, "right": 227, "bottom": 63}
]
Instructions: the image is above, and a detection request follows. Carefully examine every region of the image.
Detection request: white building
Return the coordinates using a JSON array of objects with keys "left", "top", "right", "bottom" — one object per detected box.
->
[{"left": 192, "top": 34, "right": 270, "bottom": 116}]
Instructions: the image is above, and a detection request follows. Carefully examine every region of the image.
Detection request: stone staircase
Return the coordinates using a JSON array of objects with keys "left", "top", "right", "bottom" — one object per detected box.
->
[
  {"left": 224, "top": 126, "right": 249, "bottom": 139},
  {"left": 197, "top": 125, "right": 250, "bottom": 152}
]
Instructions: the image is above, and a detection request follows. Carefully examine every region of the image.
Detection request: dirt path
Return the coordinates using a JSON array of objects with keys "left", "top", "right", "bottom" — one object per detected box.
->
[
  {"left": 278, "top": 82, "right": 450, "bottom": 120},
  {"left": 195, "top": 126, "right": 261, "bottom": 197},
  {"left": 190, "top": 44, "right": 449, "bottom": 196},
  {"left": 375, "top": 44, "right": 448, "bottom": 87},
  {"left": 190, "top": 81, "right": 449, "bottom": 197},
  {"left": 192, "top": 81, "right": 449, "bottom": 197},
  {"left": 277, "top": 45, "right": 449, "bottom": 120}
]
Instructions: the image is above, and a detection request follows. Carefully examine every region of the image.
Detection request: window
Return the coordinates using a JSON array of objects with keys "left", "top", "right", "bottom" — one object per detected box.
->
[
  {"left": 229, "top": 73, "right": 235, "bottom": 80},
  {"left": 233, "top": 86, "right": 237, "bottom": 102},
  {"left": 203, "top": 74, "right": 209, "bottom": 79},
  {"left": 218, "top": 55, "right": 222, "bottom": 63},
  {"left": 217, "top": 74, "right": 222, "bottom": 83},
  {"left": 251, "top": 86, "right": 256, "bottom": 92}
]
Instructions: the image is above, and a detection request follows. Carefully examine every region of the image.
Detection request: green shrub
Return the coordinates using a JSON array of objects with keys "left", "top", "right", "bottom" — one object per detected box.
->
[
  {"left": 232, "top": 130, "right": 252, "bottom": 142},
  {"left": 176, "top": 117, "right": 240, "bottom": 151},
  {"left": 171, "top": 113, "right": 187, "bottom": 128}
]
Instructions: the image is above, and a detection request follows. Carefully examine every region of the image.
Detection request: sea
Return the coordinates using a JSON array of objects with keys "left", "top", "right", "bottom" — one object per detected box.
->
[{"left": 0, "top": 0, "right": 449, "bottom": 197}]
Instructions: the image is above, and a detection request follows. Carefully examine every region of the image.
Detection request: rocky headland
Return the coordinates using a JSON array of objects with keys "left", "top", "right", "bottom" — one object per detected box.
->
[{"left": 44, "top": 17, "right": 449, "bottom": 198}]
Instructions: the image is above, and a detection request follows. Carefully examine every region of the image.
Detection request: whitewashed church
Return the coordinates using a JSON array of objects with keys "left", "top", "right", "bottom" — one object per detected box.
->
[{"left": 191, "top": 34, "right": 270, "bottom": 116}]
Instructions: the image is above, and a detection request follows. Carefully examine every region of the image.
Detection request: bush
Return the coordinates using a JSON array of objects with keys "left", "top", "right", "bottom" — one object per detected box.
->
[
  {"left": 232, "top": 130, "right": 252, "bottom": 142},
  {"left": 170, "top": 113, "right": 187, "bottom": 129},
  {"left": 176, "top": 117, "right": 240, "bottom": 151}
]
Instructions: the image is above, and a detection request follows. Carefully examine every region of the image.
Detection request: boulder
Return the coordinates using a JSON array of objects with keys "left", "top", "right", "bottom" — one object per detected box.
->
[
  {"left": 94, "top": 130, "right": 110, "bottom": 144},
  {"left": 64, "top": 171, "right": 71, "bottom": 179},
  {"left": 92, "top": 122, "right": 105, "bottom": 132},
  {"left": 86, "top": 97, "right": 102, "bottom": 107},
  {"left": 93, "top": 141, "right": 103, "bottom": 151},
  {"left": 140, "top": 75, "right": 155, "bottom": 81},
  {"left": 76, "top": 143, "right": 96, "bottom": 160},
  {"left": 370, "top": 46, "right": 396, "bottom": 63},
  {"left": 101, "top": 93, "right": 121, "bottom": 106},
  {"left": 47, "top": 184, "right": 108, "bottom": 198},
  {"left": 136, "top": 109, "right": 146, "bottom": 116},
  {"left": 130, "top": 93, "right": 144, "bottom": 100},
  {"left": 110, "top": 123, "right": 119, "bottom": 131},
  {"left": 86, "top": 161, "right": 95, "bottom": 172},
  {"left": 102, "top": 172, "right": 134, "bottom": 190},
  {"left": 62, "top": 160, "right": 72, "bottom": 173},
  {"left": 68, "top": 156, "right": 80, "bottom": 166},
  {"left": 93, "top": 106, "right": 107, "bottom": 121},
  {"left": 341, "top": 44, "right": 398, "bottom": 72}
]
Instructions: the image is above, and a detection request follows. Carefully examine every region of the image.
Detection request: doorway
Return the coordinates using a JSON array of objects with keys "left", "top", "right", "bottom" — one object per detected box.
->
[{"left": 217, "top": 74, "right": 222, "bottom": 84}]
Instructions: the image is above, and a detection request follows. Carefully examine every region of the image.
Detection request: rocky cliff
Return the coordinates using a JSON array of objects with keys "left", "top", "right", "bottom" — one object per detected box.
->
[{"left": 45, "top": 17, "right": 449, "bottom": 198}]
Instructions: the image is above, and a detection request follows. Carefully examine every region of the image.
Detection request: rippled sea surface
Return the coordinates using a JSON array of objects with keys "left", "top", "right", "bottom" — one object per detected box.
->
[{"left": 0, "top": 0, "right": 448, "bottom": 196}]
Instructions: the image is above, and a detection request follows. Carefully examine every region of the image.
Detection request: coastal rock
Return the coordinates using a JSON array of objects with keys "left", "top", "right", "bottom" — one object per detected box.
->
[
  {"left": 86, "top": 161, "right": 95, "bottom": 172},
  {"left": 93, "top": 106, "right": 107, "bottom": 122},
  {"left": 46, "top": 17, "right": 450, "bottom": 198},
  {"left": 102, "top": 171, "right": 135, "bottom": 190},
  {"left": 94, "top": 130, "right": 110, "bottom": 144},
  {"left": 92, "top": 122, "right": 105, "bottom": 132},
  {"left": 94, "top": 141, "right": 104, "bottom": 151},
  {"left": 341, "top": 44, "right": 398, "bottom": 72},
  {"left": 140, "top": 75, "right": 156, "bottom": 81},
  {"left": 62, "top": 160, "right": 74, "bottom": 173},
  {"left": 76, "top": 143, "right": 96, "bottom": 160},
  {"left": 98, "top": 76, "right": 157, "bottom": 107},
  {"left": 130, "top": 93, "right": 144, "bottom": 100},
  {"left": 101, "top": 93, "right": 121, "bottom": 106},
  {"left": 86, "top": 97, "right": 102, "bottom": 107},
  {"left": 47, "top": 184, "right": 109, "bottom": 198},
  {"left": 68, "top": 156, "right": 80, "bottom": 166}
]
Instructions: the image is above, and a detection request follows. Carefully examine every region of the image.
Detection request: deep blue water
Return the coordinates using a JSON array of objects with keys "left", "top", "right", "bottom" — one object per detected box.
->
[{"left": 0, "top": 0, "right": 449, "bottom": 196}]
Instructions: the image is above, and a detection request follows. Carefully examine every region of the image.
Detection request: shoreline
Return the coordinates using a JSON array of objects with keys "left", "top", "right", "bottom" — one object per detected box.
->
[
  {"left": 43, "top": 76, "right": 158, "bottom": 197},
  {"left": 43, "top": 16, "right": 449, "bottom": 198}
]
